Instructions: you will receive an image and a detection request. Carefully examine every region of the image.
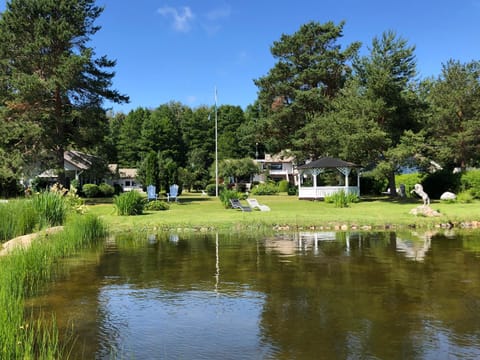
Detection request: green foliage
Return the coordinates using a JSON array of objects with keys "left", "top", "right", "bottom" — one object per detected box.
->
[
  {"left": 460, "top": 170, "right": 480, "bottom": 199},
  {"left": 425, "top": 60, "right": 480, "bottom": 169},
  {"left": 144, "top": 200, "right": 170, "bottom": 211},
  {"left": 31, "top": 191, "right": 68, "bottom": 228},
  {"left": 254, "top": 21, "right": 361, "bottom": 151},
  {"left": 0, "top": 0, "right": 128, "bottom": 185},
  {"left": 278, "top": 180, "right": 290, "bottom": 193},
  {"left": 456, "top": 190, "right": 474, "bottom": 204},
  {"left": 395, "top": 173, "right": 424, "bottom": 196},
  {"left": 98, "top": 183, "right": 115, "bottom": 197},
  {"left": 0, "top": 214, "right": 106, "bottom": 359},
  {"left": 360, "top": 172, "right": 388, "bottom": 195},
  {"left": 287, "top": 185, "right": 298, "bottom": 196},
  {"left": 250, "top": 182, "right": 279, "bottom": 195},
  {"left": 324, "top": 190, "right": 359, "bottom": 208},
  {"left": 82, "top": 184, "right": 100, "bottom": 198},
  {"left": 114, "top": 191, "right": 146, "bottom": 216},
  {"left": 70, "top": 179, "right": 80, "bottom": 191},
  {"left": 0, "top": 200, "right": 37, "bottom": 243},
  {"left": 219, "top": 189, "right": 242, "bottom": 209},
  {"left": 206, "top": 184, "right": 225, "bottom": 196}
]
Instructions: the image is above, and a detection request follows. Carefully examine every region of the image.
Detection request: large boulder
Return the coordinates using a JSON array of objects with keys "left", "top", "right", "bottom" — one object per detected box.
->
[{"left": 440, "top": 191, "right": 456, "bottom": 201}]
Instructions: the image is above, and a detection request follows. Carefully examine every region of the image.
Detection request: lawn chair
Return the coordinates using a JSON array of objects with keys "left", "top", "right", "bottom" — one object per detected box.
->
[
  {"left": 147, "top": 185, "right": 157, "bottom": 201},
  {"left": 246, "top": 198, "right": 270, "bottom": 211},
  {"left": 229, "top": 198, "right": 252, "bottom": 212},
  {"left": 167, "top": 184, "right": 179, "bottom": 202}
]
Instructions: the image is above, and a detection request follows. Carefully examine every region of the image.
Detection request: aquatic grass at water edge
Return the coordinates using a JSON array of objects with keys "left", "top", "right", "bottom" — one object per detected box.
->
[
  {"left": 0, "top": 200, "right": 37, "bottom": 243},
  {"left": 32, "top": 191, "right": 69, "bottom": 228},
  {"left": 0, "top": 214, "right": 107, "bottom": 359}
]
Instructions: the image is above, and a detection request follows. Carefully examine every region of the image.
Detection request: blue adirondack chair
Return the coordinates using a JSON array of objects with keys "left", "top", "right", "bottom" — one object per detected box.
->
[
  {"left": 147, "top": 185, "right": 157, "bottom": 201},
  {"left": 167, "top": 184, "right": 179, "bottom": 202}
]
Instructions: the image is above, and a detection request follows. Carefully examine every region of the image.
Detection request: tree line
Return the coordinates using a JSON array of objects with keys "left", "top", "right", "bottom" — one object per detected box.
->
[{"left": 1, "top": 1, "right": 479, "bottom": 196}]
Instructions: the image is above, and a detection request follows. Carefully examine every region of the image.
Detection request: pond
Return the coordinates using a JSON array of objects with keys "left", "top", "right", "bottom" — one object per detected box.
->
[{"left": 29, "top": 230, "right": 480, "bottom": 359}]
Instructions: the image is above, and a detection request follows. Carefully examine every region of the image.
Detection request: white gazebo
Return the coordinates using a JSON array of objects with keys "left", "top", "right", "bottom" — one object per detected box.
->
[{"left": 296, "top": 157, "right": 361, "bottom": 200}]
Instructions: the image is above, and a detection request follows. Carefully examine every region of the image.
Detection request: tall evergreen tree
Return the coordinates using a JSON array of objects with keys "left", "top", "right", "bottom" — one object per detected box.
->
[
  {"left": 0, "top": 0, "right": 128, "bottom": 185},
  {"left": 254, "top": 21, "right": 360, "bottom": 153},
  {"left": 351, "top": 31, "right": 420, "bottom": 194},
  {"left": 426, "top": 60, "right": 480, "bottom": 170}
]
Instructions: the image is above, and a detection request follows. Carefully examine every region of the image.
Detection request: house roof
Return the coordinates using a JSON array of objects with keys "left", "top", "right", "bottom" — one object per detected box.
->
[
  {"left": 296, "top": 157, "right": 359, "bottom": 169},
  {"left": 108, "top": 164, "right": 137, "bottom": 179},
  {"left": 64, "top": 150, "right": 97, "bottom": 170},
  {"left": 262, "top": 150, "right": 295, "bottom": 163}
]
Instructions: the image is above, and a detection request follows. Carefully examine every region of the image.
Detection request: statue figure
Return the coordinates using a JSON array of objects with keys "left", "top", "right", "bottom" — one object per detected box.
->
[{"left": 411, "top": 183, "right": 430, "bottom": 206}]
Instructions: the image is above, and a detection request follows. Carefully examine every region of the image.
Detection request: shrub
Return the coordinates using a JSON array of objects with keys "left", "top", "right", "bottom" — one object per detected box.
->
[
  {"left": 205, "top": 183, "right": 225, "bottom": 196},
  {"left": 98, "top": 183, "right": 115, "bottom": 197},
  {"left": 360, "top": 172, "right": 388, "bottom": 195},
  {"left": 324, "top": 190, "right": 359, "bottom": 208},
  {"left": 250, "top": 182, "right": 279, "bottom": 195},
  {"left": 31, "top": 191, "right": 68, "bottom": 228},
  {"left": 82, "top": 184, "right": 100, "bottom": 198},
  {"left": 114, "top": 191, "right": 146, "bottom": 215},
  {"left": 287, "top": 185, "right": 298, "bottom": 196},
  {"left": 219, "top": 189, "right": 242, "bottom": 209},
  {"left": 144, "top": 200, "right": 170, "bottom": 211},
  {"left": 456, "top": 190, "right": 474, "bottom": 204},
  {"left": 460, "top": 170, "right": 480, "bottom": 199},
  {"left": 395, "top": 173, "right": 424, "bottom": 197},
  {"left": 278, "top": 180, "right": 290, "bottom": 193}
]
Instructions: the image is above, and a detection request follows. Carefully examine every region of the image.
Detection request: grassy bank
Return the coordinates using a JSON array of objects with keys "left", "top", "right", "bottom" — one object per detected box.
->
[
  {"left": 87, "top": 192, "right": 480, "bottom": 233},
  {"left": 0, "top": 214, "right": 107, "bottom": 359}
]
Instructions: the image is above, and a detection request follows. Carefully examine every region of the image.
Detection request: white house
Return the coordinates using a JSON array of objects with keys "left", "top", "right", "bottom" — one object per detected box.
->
[
  {"left": 107, "top": 165, "right": 142, "bottom": 192},
  {"left": 254, "top": 150, "right": 298, "bottom": 184}
]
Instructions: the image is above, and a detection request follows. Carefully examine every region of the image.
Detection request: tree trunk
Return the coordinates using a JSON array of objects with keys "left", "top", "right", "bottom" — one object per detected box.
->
[
  {"left": 56, "top": 146, "right": 66, "bottom": 186},
  {"left": 388, "top": 171, "right": 397, "bottom": 197}
]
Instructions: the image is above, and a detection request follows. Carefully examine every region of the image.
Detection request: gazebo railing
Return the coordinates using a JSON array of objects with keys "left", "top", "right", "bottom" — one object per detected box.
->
[{"left": 298, "top": 186, "right": 359, "bottom": 199}]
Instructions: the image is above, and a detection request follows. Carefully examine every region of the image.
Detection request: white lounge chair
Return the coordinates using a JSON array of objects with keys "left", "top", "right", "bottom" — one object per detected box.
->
[{"left": 246, "top": 198, "right": 270, "bottom": 211}]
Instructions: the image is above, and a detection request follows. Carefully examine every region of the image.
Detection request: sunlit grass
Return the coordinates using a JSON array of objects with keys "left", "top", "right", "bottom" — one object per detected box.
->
[
  {"left": 0, "top": 214, "right": 107, "bottom": 359},
  {"left": 0, "top": 199, "right": 37, "bottom": 242},
  {"left": 86, "top": 192, "right": 480, "bottom": 233}
]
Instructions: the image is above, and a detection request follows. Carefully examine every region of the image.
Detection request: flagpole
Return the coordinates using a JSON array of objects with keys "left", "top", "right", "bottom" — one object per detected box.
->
[{"left": 215, "top": 86, "right": 218, "bottom": 198}]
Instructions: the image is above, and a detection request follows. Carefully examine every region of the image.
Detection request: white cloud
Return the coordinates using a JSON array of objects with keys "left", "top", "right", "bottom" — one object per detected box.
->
[
  {"left": 205, "top": 5, "right": 231, "bottom": 21},
  {"left": 158, "top": 6, "right": 194, "bottom": 32}
]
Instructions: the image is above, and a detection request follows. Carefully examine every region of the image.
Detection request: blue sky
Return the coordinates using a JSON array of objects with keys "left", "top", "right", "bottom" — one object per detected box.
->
[{"left": 2, "top": 0, "right": 480, "bottom": 113}]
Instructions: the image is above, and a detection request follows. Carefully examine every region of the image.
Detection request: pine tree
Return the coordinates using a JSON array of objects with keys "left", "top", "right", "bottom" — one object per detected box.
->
[{"left": 0, "top": 0, "right": 128, "bottom": 185}]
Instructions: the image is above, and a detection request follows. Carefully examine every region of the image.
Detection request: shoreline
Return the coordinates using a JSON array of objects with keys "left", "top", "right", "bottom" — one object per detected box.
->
[{"left": 0, "top": 226, "right": 64, "bottom": 256}]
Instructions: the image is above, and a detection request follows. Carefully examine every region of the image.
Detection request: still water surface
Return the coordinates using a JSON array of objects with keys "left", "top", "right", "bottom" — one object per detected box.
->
[{"left": 30, "top": 230, "right": 480, "bottom": 359}]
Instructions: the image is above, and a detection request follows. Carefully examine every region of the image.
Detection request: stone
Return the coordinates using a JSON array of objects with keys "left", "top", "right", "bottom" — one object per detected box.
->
[
  {"left": 409, "top": 205, "right": 441, "bottom": 217},
  {"left": 440, "top": 191, "right": 456, "bottom": 201}
]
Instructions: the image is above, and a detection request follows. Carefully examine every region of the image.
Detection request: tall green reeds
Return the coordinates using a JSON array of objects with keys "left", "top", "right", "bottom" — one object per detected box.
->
[
  {"left": 0, "top": 200, "right": 37, "bottom": 243},
  {"left": 32, "top": 191, "right": 69, "bottom": 228},
  {"left": 0, "top": 214, "right": 107, "bottom": 359}
]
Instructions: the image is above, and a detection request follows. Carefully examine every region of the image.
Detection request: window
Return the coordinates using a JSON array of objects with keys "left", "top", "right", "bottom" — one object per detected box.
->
[
  {"left": 125, "top": 181, "right": 131, "bottom": 186},
  {"left": 270, "top": 163, "right": 283, "bottom": 171}
]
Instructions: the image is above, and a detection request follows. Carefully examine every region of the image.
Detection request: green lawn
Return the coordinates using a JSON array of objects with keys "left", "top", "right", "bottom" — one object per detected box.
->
[{"left": 86, "top": 192, "right": 480, "bottom": 233}]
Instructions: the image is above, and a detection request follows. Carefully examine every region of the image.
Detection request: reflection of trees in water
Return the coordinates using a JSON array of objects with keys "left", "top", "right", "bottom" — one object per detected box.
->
[
  {"left": 259, "top": 231, "right": 480, "bottom": 359},
  {"left": 32, "top": 230, "right": 480, "bottom": 359}
]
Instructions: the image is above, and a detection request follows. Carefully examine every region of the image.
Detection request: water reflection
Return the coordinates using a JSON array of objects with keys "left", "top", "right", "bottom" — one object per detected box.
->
[{"left": 28, "top": 230, "right": 480, "bottom": 359}]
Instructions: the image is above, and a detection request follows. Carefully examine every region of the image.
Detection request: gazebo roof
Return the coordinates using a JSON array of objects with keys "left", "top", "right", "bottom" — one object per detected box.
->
[{"left": 297, "top": 157, "right": 359, "bottom": 170}]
